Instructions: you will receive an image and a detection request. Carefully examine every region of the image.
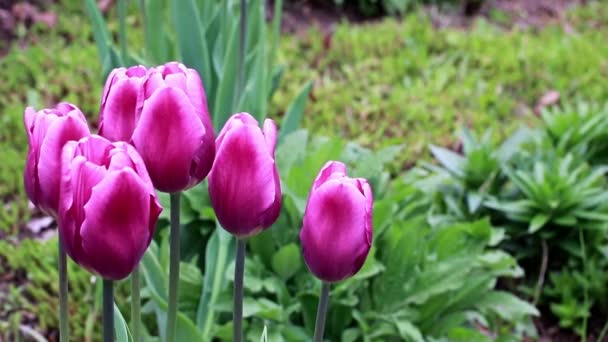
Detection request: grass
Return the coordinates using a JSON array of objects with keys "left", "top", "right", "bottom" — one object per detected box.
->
[
  {"left": 1, "top": 0, "right": 608, "bottom": 339},
  {"left": 272, "top": 2, "right": 608, "bottom": 168}
]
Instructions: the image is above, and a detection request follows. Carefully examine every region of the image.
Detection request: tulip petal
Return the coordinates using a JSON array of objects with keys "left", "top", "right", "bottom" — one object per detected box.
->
[
  {"left": 99, "top": 78, "right": 143, "bottom": 142},
  {"left": 300, "top": 180, "right": 370, "bottom": 282},
  {"left": 36, "top": 115, "right": 90, "bottom": 212},
  {"left": 79, "top": 169, "right": 153, "bottom": 280},
  {"left": 312, "top": 161, "right": 347, "bottom": 191},
  {"left": 209, "top": 124, "right": 277, "bottom": 236},
  {"left": 263, "top": 119, "right": 277, "bottom": 156},
  {"left": 132, "top": 87, "right": 205, "bottom": 192}
]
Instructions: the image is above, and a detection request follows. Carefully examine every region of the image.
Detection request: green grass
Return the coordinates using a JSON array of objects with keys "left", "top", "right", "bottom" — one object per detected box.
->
[
  {"left": 272, "top": 2, "right": 608, "bottom": 168},
  {"left": 1, "top": 0, "right": 608, "bottom": 338}
]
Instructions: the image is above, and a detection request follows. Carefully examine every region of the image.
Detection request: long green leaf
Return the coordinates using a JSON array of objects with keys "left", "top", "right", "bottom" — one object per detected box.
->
[
  {"left": 196, "top": 226, "right": 235, "bottom": 337},
  {"left": 277, "top": 81, "right": 313, "bottom": 143},
  {"left": 84, "top": 0, "right": 111, "bottom": 66},
  {"left": 114, "top": 304, "right": 133, "bottom": 342},
  {"left": 142, "top": 0, "right": 167, "bottom": 63},
  {"left": 212, "top": 20, "right": 240, "bottom": 129},
  {"left": 172, "top": 0, "right": 211, "bottom": 82}
]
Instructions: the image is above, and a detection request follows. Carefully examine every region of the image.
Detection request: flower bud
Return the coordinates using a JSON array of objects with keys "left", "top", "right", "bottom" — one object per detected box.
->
[
  {"left": 23, "top": 103, "right": 90, "bottom": 215},
  {"left": 59, "top": 135, "right": 162, "bottom": 280},
  {"left": 208, "top": 113, "right": 281, "bottom": 238},
  {"left": 300, "top": 161, "right": 373, "bottom": 282}
]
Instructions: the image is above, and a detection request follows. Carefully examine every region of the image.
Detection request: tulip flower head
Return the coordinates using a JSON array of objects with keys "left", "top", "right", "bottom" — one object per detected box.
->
[
  {"left": 208, "top": 113, "right": 281, "bottom": 238},
  {"left": 98, "top": 62, "right": 215, "bottom": 193},
  {"left": 23, "top": 103, "right": 90, "bottom": 215},
  {"left": 59, "top": 135, "right": 162, "bottom": 280},
  {"left": 98, "top": 65, "right": 148, "bottom": 142},
  {"left": 300, "top": 161, "right": 373, "bottom": 283}
]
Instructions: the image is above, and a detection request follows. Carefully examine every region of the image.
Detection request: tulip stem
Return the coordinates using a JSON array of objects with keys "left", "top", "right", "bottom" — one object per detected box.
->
[
  {"left": 58, "top": 236, "right": 69, "bottom": 342},
  {"left": 131, "top": 266, "right": 141, "bottom": 342},
  {"left": 103, "top": 279, "right": 114, "bottom": 342},
  {"left": 166, "top": 192, "right": 181, "bottom": 342},
  {"left": 313, "top": 282, "right": 330, "bottom": 342},
  {"left": 233, "top": 238, "right": 246, "bottom": 342}
]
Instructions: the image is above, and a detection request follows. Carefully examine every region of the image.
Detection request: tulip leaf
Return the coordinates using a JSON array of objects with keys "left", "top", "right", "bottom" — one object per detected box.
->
[
  {"left": 113, "top": 303, "right": 133, "bottom": 342},
  {"left": 141, "top": 0, "right": 168, "bottom": 63},
  {"left": 212, "top": 18, "right": 239, "bottom": 130},
  {"left": 140, "top": 242, "right": 168, "bottom": 300},
  {"left": 196, "top": 226, "right": 236, "bottom": 336},
  {"left": 271, "top": 243, "right": 302, "bottom": 280},
  {"left": 278, "top": 81, "right": 313, "bottom": 144},
  {"left": 84, "top": 0, "right": 112, "bottom": 69},
  {"left": 172, "top": 0, "right": 211, "bottom": 86}
]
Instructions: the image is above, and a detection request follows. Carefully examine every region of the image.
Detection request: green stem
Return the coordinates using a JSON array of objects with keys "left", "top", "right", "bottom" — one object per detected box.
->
[
  {"left": 58, "top": 236, "right": 69, "bottom": 341},
  {"left": 131, "top": 266, "right": 141, "bottom": 342},
  {"left": 233, "top": 239, "right": 246, "bottom": 342},
  {"left": 597, "top": 319, "right": 608, "bottom": 342},
  {"left": 103, "top": 279, "right": 114, "bottom": 342},
  {"left": 236, "top": 0, "right": 247, "bottom": 104},
  {"left": 166, "top": 192, "right": 181, "bottom": 342},
  {"left": 118, "top": 0, "right": 128, "bottom": 63},
  {"left": 313, "top": 282, "right": 330, "bottom": 342},
  {"left": 579, "top": 229, "right": 588, "bottom": 342}
]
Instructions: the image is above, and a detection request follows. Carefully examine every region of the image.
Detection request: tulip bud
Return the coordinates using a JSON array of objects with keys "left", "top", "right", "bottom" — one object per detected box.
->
[
  {"left": 98, "top": 62, "right": 215, "bottom": 193},
  {"left": 208, "top": 113, "right": 281, "bottom": 238},
  {"left": 59, "top": 135, "right": 162, "bottom": 280},
  {"left": 23, "top": 103, "right": 90, "bottom": 215},
  {"left": 300, "top": 161, "right": 373, "bottom": 282},
  {"left": 98, "top": 65, "right": 148, "bottom": 142}
]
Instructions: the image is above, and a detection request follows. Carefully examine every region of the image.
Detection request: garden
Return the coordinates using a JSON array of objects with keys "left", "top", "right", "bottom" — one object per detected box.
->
[{"left": 1, "top": 0, "right": 608, "bottom": 341}]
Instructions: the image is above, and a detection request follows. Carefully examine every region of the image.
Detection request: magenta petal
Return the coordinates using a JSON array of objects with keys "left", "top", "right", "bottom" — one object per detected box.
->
[
  {"left": 300, "top": 180, "right": 371, "bottom": 282},
  {"left": 262, "top": 119, "right": 277, "bottom": 155},
  {"left": 79, "top": 169, "right": 153, "bottom": 280},
  {"left": 312, "top": 161, "right": 347, "bottom": 191},
  {"left": 208, "top": 124, "right": 277, "bottom": 237},
  {"left": 132, "top": 87, "right": 205, "bottom": 192},
  {"left": 36, "top": 115, "right": 90, "bottom": 213},
  {"left": 99, "top": 78, "right": 142, "bottom": 142}
]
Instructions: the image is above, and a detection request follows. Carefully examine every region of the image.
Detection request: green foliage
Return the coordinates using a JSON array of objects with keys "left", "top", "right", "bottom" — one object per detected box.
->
[
  {"left": 422, "top": 106, "right": 608, "bottom": 336},
  {"left": 274, "top": 8, "right": 608, "bottom": 168},
  {"left": 136, "top": 130, "right": 536, "bottom": 341}
]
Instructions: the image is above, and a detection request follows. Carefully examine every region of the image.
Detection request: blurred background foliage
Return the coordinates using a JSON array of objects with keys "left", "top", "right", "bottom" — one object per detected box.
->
[{"left": 1, "top": 0, "right": 608, "bottom": 341}]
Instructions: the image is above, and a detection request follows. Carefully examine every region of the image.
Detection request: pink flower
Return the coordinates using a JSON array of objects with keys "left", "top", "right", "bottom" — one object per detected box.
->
[
  {"left": 208, "top": 113, "right": 281, "bottom": 238},
  {"left": 59, "top": 135, "right": 162, "bottom": 280},
  {"left": 23, "top": 103, "right": 90, "bottom": 215},
  {"left": 98, "top": 62, "right": 215, "bottom": 193},
  {"left": 300, "top": 161, "right": 373, "bottom": 282}
]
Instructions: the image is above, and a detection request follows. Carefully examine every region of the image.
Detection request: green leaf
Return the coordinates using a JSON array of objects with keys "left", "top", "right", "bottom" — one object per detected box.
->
[
  {"left": 212, "top": 20, "right": 240, "bottom": 130},
  {"left": 271, "top": 243, "right": 302, "bottom": 280},
  {"left": 529, "top": 213, "right": 550, "bottom": 233},
  {"left": 430, "top": 145, "right": 465, "bottom": 177},
  {"left": 196, "top": 227, "right": 235, "bottom": 336},
  {"left": 140, "top": 242, "right": 167, "bottom": 301},
  {"left": 84, "top": 0, "right": 111, "bottom": 67},
  {"left": 142, "top": 0, "right": 167, "bottom": 63},
  {"left": 477, "top": 291, "right": 539, "bottom": 320},
  {"left": 393, "top": 319, "right": 424, "bottom": 342},
  {"left": 113, "top": 304, "right": 133, "bottom": 342},
  {"left": 278, "top": 81, "right": 313, "bottom": 143},
  {"left": 172, "top": 0, "right": 211, "bottom": 85}
]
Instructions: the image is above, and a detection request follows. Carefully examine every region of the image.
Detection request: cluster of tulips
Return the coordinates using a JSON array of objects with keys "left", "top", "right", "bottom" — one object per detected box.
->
[{"left": 23, "top": 62, "right": 373, "bottom": 341}]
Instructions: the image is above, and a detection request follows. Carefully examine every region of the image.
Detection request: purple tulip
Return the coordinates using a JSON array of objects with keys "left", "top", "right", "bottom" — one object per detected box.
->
[
  {"left": 300, "top": 161, "right": 373, "bottom": 283},
  {"left": 98, "top": 62, "right": 215, "bottom": 193},
  {"left": 208, "top": 113, "right": 281, "bottom": 238},
  {"left": 23, "top": 103, "right": 90, "bottom": 215},
  {"left": 59, "top": 135, "right": 162, "bottom": 280},
  {"left": 98, "top": 65, "right": 148, "bottom": 142}
]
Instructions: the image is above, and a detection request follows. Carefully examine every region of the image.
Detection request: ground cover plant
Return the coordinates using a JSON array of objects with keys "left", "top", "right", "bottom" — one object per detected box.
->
[{"left": 1, "top": 0, "right": 608, "bottom": 341}]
